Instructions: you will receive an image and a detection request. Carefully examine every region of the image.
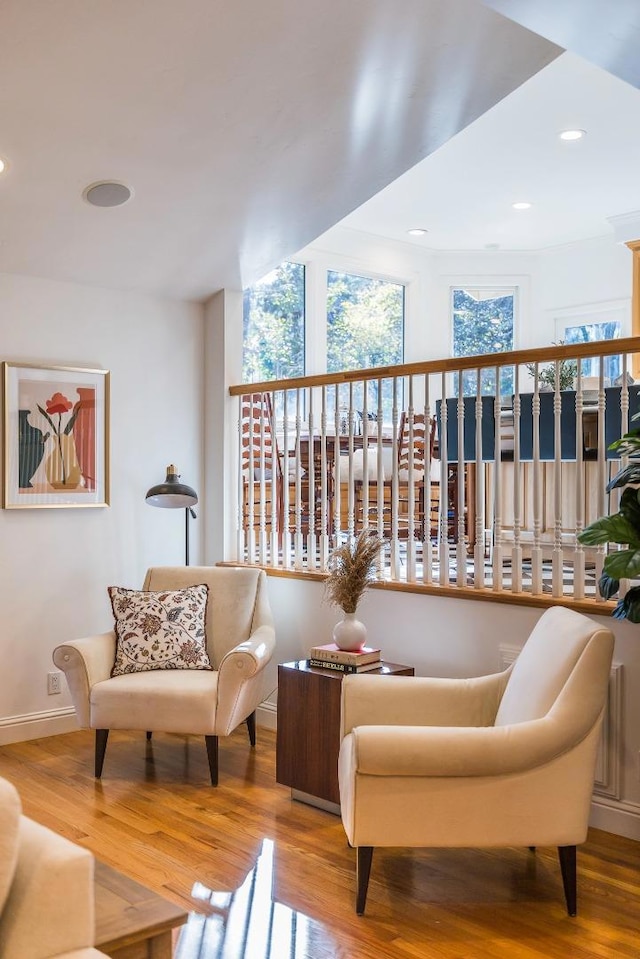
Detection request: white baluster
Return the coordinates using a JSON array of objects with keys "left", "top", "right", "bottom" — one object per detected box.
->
[
  {"left": 473, "top": 369, "right": 485, "bottom": 588},
  {"left": 237, "top": 395, "right": 245, "bottom": 562},
  {"left": 511, "top": 369, "right": 523, "bottom": 594},
  {"left": 456, "top": 373, "right": 465, "bottom": 586},
  {"left": 423, "top": 374, "right": 433, "bottom": 585},
  {"left": 531, "top": 372, "right": 543, "bottom": 595},
  {"left": 594, "top": 358, "right": 608, "bottom": 601},
  {"left": 551, "top": 364, "right": 564, "bottom": 597},
  {"left": 333, "top": 385, "right": 341, "bottom": 543},
  {"left": 294, "top": 388, "right": 303, "bottom": 568},
  {"left": 376, "top": 379, "right": 385, "bottom": 573},
  {"left": 307, "top": 388, "right": 316, "bottom": 570},
  {"left": 390, "top": 377, "right": 400, "bottom": 579},
  {"left": 573, "top": 372, "right": 585, "bottom": 600},
  {"left": 406, "top": 377, "right": 416, "bottom": 583},
  {"left": 282, "top": 390, "right": 291, "bottom": 569},
  {"left": 492, "top": 366, "right": 504, "bottom": 592},
  {"left": 320, "top": 386, "right": 329, "bottom": 570},
  {"left": 439, "top": 372, "right": 450, "bottom": 583}
]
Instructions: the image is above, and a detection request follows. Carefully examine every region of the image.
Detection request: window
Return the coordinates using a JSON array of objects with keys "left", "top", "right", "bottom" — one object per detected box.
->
[
  {"left": 242, "top": 262, "right": 305, "bottom": 383},
  {"left": 326, "top": 270, "right": 404, "bottom": 422},
  {"left": 452, "top": 287, "right": 515, "bottom": 395},
  {"left": 563, "top": 320, "right": 622, "bottom": 383}
]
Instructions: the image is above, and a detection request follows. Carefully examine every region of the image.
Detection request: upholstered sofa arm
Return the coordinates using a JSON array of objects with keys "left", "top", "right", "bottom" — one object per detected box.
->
[
  {"left": 0, "top": 817, "right": 96, "bottom": 959},
  {"left": 214, "top": 624, "right": 276, "bottom": 735},
  {"left": 340, "top": 670, "right": 511, "bottom": 738},
  {"left": 53, "top": 633, "right": 116, "bottom": 728},
  {"left": 347, "top": 704, "right": 603, "bottom": 778}
]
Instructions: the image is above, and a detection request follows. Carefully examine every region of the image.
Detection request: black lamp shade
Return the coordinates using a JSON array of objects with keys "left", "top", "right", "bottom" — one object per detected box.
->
[{"left": 146, "top": 465, "right": 198, "bottom": 509}]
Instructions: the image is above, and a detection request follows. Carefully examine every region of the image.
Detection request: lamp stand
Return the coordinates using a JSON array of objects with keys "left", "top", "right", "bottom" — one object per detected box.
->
[
  {"left": 185, "top": 507, "right": 190, "bottom": 566},
  {"left": 185, "top": 506, "right": 197, "bottom": 566}
]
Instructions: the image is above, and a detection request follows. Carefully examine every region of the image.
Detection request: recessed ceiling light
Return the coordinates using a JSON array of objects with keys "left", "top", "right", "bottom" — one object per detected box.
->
[
  {"left": 512, "top": 201, "right": 532, "bottom": 211},
  {"left": 83, "top": 180, "right": 133, "bottom": 208},
  {"left": 0, "top": 157, "right": 7, "bottom": 175},
  {"left": 407, "top": 228, "right": 428, "bottom": 236},
  {"left": 559, "top": 129, "right": 586, "bottom": 141}
]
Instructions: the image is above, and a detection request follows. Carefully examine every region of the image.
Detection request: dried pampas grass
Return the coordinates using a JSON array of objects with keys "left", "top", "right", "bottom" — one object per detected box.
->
[{"left": 324, "top": 529, "right": 384, "bottom": 614}]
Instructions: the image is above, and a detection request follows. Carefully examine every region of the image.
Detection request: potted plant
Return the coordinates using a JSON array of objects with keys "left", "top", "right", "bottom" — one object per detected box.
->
[
  {"left": 578, "top": 422, "right": 640, "bottom": 621},
  {"left": 324, "top": 529, "right": 384, "bottom": 650},
  {"left": 526, "top": 341, "right": 577, "bottom": 392}
]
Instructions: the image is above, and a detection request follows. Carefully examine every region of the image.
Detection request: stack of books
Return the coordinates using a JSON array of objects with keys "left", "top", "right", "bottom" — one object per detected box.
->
[{"left": 307, "top": 643, "right": 382, "bottom": 673}]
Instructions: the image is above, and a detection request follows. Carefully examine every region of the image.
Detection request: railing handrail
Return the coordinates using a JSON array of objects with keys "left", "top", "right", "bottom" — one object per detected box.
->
[{"left": 229, "top": 336, "right": 640, "bottom": 396}]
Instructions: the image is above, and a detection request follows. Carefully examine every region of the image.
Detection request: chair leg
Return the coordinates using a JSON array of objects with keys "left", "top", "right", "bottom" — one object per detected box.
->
[
  {"left": 95, "top": 729, "right": 109, "bottom": 778},
  {"left": 246, "top": 711, "right": 256, "bottom": 747},
  {"left": 356, "top": 846, "right": 374, "bottom": 915},
  {"left": 146, "top": 731, "right": 153, "bottom": 741},
  {"left": 205, "top": 735, "right": 219, "bottom": 786},
  {"left": 558, "top": 845, "right": 577, "bottom": 916}
]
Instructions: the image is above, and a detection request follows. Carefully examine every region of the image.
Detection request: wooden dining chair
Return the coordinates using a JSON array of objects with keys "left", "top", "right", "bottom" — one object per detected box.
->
[
  {"left": 354, "top": 413, "right": 438, "bottom": 541},
  {"left": 240, "top": 392, "right": 283, "bottom": 537}
]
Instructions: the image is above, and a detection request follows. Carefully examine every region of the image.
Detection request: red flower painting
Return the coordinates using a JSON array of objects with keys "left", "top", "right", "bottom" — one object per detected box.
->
[{"left": 45, "top": 392, "right": 73, "bottom": 416}]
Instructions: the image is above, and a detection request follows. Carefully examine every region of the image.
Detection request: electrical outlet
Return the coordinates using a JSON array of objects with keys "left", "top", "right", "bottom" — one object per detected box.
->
[{"left": 47, "top": 671, "right": 62, "bottom": 695}]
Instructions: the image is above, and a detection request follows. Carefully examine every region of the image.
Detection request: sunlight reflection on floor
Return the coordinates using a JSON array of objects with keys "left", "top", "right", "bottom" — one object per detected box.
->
[{"left": 176, "top": 838, "right": 337, "bottom": 959}]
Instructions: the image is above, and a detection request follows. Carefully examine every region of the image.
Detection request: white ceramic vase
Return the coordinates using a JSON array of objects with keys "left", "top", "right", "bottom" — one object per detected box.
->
[{"left": 332, "top": 612, "right": 367, "bottom": 652}]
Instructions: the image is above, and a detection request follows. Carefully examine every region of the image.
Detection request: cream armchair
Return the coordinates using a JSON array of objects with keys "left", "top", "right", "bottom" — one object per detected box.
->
[
  {"left": 338, "top": 606, "right": 614, "bottom": 916},
  {"left": 53, "top": 566, "right": 275, "bottom": 785},
  {"left": 0, "top": 776, "right": 107, "bottom": 959}
]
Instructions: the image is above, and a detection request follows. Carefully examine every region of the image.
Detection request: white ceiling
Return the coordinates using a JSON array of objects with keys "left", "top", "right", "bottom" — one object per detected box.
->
[
  {"left": 2, "top": 2, "right": 638, "bottom": 302},
  {"left": 336, "top": 52, "right": 640, "bottom": 252},
  {"left": 0, "top": 0, "right": 560, "bottom": 301}
]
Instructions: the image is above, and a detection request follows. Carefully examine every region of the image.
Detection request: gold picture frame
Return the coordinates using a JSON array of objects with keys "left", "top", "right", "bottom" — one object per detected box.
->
[{"left": 3, "top": 362, "right": 110, "bottom": 509}]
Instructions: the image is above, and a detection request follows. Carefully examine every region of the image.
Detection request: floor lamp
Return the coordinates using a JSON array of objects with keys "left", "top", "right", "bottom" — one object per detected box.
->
[{"left": 145, "top": 465, "right": 198, "bottom": 566}]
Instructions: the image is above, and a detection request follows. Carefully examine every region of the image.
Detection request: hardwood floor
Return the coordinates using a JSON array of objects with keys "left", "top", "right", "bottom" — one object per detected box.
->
[{"left": 0, "top": 726, "right": 639, "bottom": 958}]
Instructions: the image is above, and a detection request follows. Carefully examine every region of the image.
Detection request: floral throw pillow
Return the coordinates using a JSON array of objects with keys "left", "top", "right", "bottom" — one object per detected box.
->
[{"left": 108, "top": 584, "right": 211, "bottom": 676}]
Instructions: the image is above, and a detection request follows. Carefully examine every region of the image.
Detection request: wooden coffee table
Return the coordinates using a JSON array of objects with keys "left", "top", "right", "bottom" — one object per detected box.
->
[{"left": 95, "top": 860, "right": 187, "bottom": 959}]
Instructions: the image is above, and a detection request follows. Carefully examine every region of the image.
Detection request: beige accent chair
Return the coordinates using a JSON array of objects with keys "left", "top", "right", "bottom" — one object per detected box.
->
[
  {"left": 0, "top": 775, "right": 107, "bottom": 959},
  {"left": 338, "top": 606, "right": 614, "bottom": 916},
  {"left": 53, "top": 566, "right": 275, "bottom": 786}
]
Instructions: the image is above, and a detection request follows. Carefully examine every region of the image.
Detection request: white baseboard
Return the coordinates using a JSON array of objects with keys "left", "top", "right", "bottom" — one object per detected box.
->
[
  {"left": 0, "top": 707, "right": 78, "bottom": 746},
  {"left": 257, "top": 701, "right": 277, "bottom": 731},
  {"left": 0, "top": 703, "right": 276, "bottom": 747},
  {"left": 590, "top": 797, "right": 640, "bottom": 841}
]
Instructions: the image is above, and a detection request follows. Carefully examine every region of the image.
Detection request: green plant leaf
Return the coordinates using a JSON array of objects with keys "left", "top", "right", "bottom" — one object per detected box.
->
[
  {"left": 603, "top": 548, "right": 640, "bottom": 579},
  {"left": 606, "top": 463, "right": 640, "bottom": 492},
  {"left": 619, "top": 487, "right": 640, "bottom": 527},
  {"left": 63, "top": 406, "right": 80, "bottom": 435},
  {"left": 37, "top": 404, "right": 57, "bottom": 435},
  {"left": 598, "top": 572, "right": 620, "bottom": 600},
  {"left": 608, "top": 427, "right": 640, "bottom": 458},
  {"left": 579, "top": 513, "right": 640, "bottom": 546},
  {"left": 612, "top": 587, "right": 640, "bottom": 623}
]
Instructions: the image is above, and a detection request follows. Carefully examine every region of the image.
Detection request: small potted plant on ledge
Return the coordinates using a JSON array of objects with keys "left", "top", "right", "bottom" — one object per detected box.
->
[
  {"left": 526, "top": 341, "right": 577, "bottom": 392},
  {"left": 578, "top": 422, "right": 640, "bottom": 621},
  {"left": 324, "top": 529, "right": 384, "bottom": 650}
]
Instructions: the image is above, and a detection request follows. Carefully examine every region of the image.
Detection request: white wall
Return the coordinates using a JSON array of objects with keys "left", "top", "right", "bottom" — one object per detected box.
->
[
  {"left": 0, "top": 272, "right": 204, "bottom": 742},
  {"left": 297, "top": 225, "right": 634, "bottom": 356},
  {"left": 540, "top": 235, "right": 632, "bottom": 316}
]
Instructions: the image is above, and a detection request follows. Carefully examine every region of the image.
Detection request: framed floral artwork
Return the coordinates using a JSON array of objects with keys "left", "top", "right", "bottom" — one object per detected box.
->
[{"left": 2, "top": 362, "right": 110, "bottom": 508}]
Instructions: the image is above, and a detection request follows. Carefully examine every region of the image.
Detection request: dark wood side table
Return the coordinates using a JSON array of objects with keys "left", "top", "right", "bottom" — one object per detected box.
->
[{"left": 276, "top": 659, "right": 414, "bottom": 813}]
